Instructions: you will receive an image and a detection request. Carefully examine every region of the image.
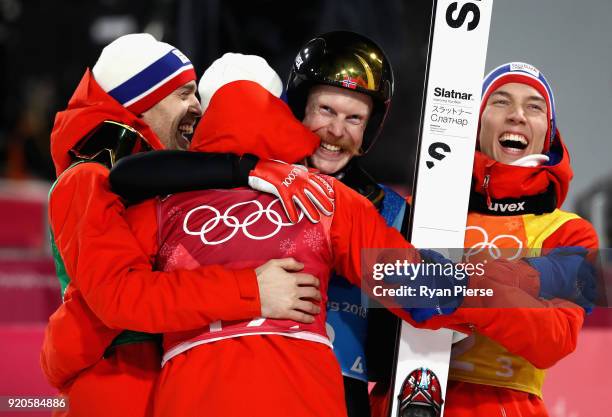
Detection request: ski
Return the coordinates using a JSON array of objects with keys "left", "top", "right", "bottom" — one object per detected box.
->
[{"left": 388, "top": 1, "right": 494, "bottom": 416}]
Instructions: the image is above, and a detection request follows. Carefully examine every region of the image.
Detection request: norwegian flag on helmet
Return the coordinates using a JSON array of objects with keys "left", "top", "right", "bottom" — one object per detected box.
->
[{"left": 342, "top": 75, "right": 358, "bottom": 89}]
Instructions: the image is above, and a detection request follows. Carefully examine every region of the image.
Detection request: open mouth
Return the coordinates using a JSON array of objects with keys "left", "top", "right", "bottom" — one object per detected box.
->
[
  {"left": 499, "top": 133, "right": 528, "bottom": 151},
  {"left": 320, "top": 141, "right": 343, "bottom": 153},
  {"left": 178, "top": 121, "right": 195, "bottom": 142}
]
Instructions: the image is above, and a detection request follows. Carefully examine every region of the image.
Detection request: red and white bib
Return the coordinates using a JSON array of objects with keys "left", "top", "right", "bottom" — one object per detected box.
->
[{"left": 156, "top": 189, "right": 334, "bottom": 365}]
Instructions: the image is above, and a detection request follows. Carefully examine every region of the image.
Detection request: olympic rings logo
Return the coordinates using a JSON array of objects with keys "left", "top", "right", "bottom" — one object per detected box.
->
[
  {"left": 464, "top": 226, "right": 523, "bottom": 261},
  {"left": 183, "top": 199, "right": 301, "bottom": 245}
]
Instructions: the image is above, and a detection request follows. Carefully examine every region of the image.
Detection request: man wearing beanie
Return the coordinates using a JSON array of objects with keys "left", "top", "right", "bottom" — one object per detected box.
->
[
  {"left": 43, "top": 34, "right": 333, "bottom": 417},
  {"left": 392, "top": 62, "right": 598, "bottom": 417}
]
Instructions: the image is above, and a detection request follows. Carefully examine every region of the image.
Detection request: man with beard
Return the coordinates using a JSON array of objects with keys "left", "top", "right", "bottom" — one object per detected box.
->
[{"left": 284, "top": 31, "right": 409, "bottom": 417}]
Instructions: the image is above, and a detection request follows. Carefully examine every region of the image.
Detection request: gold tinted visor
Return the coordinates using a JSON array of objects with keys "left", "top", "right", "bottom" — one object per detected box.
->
[
  {"left": 320, "top": 48, "right": 385, "bottom": 93},
  {"left": 71, "top": 121, "right": 153, "bottom": 167}
]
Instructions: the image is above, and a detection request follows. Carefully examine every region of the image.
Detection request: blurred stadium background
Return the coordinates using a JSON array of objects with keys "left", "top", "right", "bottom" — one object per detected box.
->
[{"left": 0, "top": 1, "right": 610, "bottom": 416}]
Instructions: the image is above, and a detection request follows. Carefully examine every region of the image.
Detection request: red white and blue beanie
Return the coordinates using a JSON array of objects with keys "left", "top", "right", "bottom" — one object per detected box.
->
[
  {"left": 92, "top": 33, "right": 196, "bottom": 115},
  {"left": 481, "top": 62, "right": 556, "bottom": 151}
]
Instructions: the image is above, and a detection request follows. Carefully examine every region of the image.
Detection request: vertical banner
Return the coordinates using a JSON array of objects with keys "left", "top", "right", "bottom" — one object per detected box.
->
[{"left": 390, "top": 1, "right": 493, "bottom": 416}]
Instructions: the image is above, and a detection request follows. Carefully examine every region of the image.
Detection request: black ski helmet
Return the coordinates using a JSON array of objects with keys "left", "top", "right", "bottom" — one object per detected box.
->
[{"left": 286, "top": 30, "right": 394, "bottom": 154}]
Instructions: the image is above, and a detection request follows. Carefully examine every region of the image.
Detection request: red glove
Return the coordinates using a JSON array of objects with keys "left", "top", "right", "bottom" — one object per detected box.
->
[
  {"left": 478, "top": 258, "right": 541, "bottom": 297},
  {"left": 248, "top": 159, "right": 334, "bottom": 223}
]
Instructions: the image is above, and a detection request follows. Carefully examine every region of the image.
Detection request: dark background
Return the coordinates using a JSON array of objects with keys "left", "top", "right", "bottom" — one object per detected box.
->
[{"left": 0, "top": 0, "right": 434, "bottom": 188}]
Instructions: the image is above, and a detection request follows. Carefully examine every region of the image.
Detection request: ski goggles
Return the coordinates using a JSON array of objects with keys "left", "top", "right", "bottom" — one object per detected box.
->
[{"left": 70, "top": 120, "right": 153, "bottom": 168}]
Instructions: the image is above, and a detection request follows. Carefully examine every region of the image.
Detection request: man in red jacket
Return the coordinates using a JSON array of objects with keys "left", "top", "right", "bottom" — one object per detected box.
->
[
  {"left": 42, "top": 34, "right": 333, "bottom": 417},
  {"left": 398, "top": 62, "right": 599, "bottom": 417}
]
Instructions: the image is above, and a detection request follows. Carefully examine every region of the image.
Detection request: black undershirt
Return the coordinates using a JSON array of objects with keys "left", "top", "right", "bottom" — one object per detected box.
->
[{"left": 109, "top": 151, "right": 258, "bottom": 203}]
